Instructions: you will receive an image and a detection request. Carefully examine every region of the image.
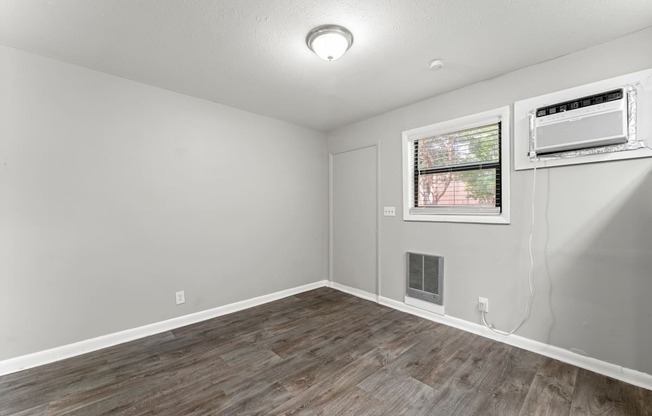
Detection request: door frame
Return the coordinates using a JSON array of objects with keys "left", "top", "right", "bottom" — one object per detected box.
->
[{"left": 328, "top": 143, "right": 381, "bottom": 302}]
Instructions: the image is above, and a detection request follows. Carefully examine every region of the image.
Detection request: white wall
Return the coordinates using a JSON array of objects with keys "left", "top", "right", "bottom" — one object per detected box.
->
[
  {"left": 0, "top": 45, "right": 328, "bottom": 361},
  {"left": 328, "top": 27, "right": 652, "bottom": 375}
]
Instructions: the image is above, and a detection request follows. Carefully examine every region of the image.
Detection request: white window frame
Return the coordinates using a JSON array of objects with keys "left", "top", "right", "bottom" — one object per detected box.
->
[{"left": 402, "top": 106, "right": 511, "bottom": 224}]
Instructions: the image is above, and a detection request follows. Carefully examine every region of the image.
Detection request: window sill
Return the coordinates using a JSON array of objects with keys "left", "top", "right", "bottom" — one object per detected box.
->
[{"left": 403, "top": 212, "right": 510, "bottom": 224}]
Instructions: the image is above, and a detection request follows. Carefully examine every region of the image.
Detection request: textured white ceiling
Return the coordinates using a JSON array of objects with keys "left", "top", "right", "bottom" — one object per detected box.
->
[{"left": 1, "top": 0, "right": 651, "bottom": 131}]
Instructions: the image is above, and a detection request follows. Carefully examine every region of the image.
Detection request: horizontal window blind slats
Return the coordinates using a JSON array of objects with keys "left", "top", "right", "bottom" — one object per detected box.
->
[
  {"left": 418, "top": 133, "right": 500, "bottom": 146},
  {"left": 416, "top": 163, "right": 499, "bottom": 175},
  {"left": 422, "top": 124, "right": 499, "bottom": 139},
  {"left": 416, "top": 134, "right": 500, "bottom": 144},
  {"left": 416, "top": 182, "right": 501, "bottom": 189},
  {"left": 418, "top": 160, "right": 500, "bottom": 171},
  {"left": 415, "top": 135, "right": 501, "bottom": 144},
  {"left": 416, "top": 137, "right": 500, "bottom": 168},
  {"left": 413, "top": 121, "right": 501, "bottom": 211}
]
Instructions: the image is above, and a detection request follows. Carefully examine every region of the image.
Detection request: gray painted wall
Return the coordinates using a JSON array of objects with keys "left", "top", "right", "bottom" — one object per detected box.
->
[
  {"left": 328, "top": 27, "right": 652, "bottom": 374},
  {"left": 0, "top": 45, "right": 328, "bottom": 361}
]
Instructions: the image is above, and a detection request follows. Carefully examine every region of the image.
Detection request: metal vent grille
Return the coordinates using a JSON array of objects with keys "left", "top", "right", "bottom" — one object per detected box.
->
[{"left": 407, "top": 252, "right": 443, "bottom": 305}]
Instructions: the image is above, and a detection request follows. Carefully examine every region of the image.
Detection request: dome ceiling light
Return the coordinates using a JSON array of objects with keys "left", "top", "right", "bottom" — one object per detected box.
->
[{"left": 306, "top": 25, "right": 354, "bottom": 61}]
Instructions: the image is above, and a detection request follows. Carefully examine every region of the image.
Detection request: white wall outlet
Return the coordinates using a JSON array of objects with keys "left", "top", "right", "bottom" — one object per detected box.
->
[
  {"left": 478, "top": 297, "right": 489, "bottom": 313},
  {"left": 175, "top": 290, "right": 186, "bottom": 305},
  {"left": 383, "top": 206, "right": 396, "bottom": 216}
]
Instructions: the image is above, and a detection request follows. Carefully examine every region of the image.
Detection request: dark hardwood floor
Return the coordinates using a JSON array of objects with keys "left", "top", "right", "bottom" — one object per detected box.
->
[{"left": 0, "top": 288, "right": 650, "bottom": 415}]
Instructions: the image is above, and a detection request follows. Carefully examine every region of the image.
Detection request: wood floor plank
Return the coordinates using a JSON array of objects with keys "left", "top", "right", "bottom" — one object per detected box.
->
[
  {"left": 468, "top": 346, "right": 544, "bottom": 415},
  {"left": 519, "top": 358, "right": 578, "bottom": 416},
  {"left": 358, "top": 370, "right": 434, "bottom": 415},
  {"left": 269, "top": 348, "right": 392, "bottom": 415},
  {"left": 408, "top": 337, "right": 507, "bottom": 416},
  {"left": 570, "top": 368, "right": 652, "bottom": 416},
  {"left": 403, "top": 328, "right": 476, "bottom": 387},
  {"left": 0, "top": 288, "right": 650, "bottom": 416},
  {"left": 317, "top": 386, "right": 384, "bottom": 416}
]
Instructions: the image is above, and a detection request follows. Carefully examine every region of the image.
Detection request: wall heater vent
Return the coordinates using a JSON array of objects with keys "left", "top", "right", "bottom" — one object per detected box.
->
[{"left": 406, "top": 252, "right": 443, "bottom": 306}]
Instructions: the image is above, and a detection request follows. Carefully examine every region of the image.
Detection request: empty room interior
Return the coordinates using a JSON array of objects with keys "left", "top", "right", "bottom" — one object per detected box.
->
[{"left": 2, "top": 1, "right": 652, "bottom": 415}]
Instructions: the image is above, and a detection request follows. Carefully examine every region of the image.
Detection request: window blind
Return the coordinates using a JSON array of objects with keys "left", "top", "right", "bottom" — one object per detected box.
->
[{"left": 412, "top": 122, "right": 501, "bottom": 214}]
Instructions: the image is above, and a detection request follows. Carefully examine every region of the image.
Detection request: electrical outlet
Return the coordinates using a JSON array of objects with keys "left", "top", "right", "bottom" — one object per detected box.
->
[
  {"left": 478, "top": 297, "right": 489, "bottom": 313},
  {"left": 176, "top": 290, "right": 185, "bottom": 305},
  {"left": 383, "top": 207, "right": 396, "bottom": 216}
]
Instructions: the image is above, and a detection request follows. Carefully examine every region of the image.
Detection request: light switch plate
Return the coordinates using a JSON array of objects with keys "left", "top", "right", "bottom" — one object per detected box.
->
[{"left": 383, "top": 207, "right": 396, "bottom": 216}]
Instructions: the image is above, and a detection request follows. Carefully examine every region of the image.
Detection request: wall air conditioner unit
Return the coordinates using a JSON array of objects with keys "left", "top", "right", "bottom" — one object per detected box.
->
[
  {"left": 532, "top": 88, "right": 627, "bottom": 155},
  {"left": 514, "top": 68, "right": 652, "bottom": 171}
]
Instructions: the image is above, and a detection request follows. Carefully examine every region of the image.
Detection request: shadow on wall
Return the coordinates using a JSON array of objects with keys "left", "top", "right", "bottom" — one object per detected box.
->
[{"left": 545, "top": 165, "right": 652, "bottom": 374}]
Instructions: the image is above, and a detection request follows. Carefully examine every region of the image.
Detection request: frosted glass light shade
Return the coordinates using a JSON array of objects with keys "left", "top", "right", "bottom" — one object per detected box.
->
[{"left": 306, "top": 25, "right": 353, "bottom": 61}]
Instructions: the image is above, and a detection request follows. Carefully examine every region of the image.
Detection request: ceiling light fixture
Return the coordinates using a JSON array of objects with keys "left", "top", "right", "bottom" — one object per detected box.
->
[{"left": 306, "top": 25, "right": 353, "bottom": 61}]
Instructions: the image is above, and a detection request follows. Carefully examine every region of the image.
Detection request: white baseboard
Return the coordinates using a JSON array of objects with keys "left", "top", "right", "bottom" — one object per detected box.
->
[
  {"left": 0, "top": 280, "right": 329, "bottom": 377},
  {"left": 328, "top": 281, "right": 378, "bottom": 303},
  {"left": 381, "top": 295, "right": 652, "bottom": 391},
  {"left": 324, "top": 282, "right": 652, "bottom": 391},
  {"left": 3, "top": 279, "right": 650, "bottom": 391}
]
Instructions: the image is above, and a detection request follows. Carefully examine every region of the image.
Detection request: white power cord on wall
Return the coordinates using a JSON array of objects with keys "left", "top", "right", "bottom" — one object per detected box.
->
[
  {"left": 481, "top": 163, "right": 537, "bottom": 336},
  {"left": 481, "top": 73, "right": 652, "bottom": 336}
]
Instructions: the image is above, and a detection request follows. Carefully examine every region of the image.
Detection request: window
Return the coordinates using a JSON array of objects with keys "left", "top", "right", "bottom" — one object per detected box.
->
[{"left": 402, "top": 106, "right": 510, "bottom": 224}]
